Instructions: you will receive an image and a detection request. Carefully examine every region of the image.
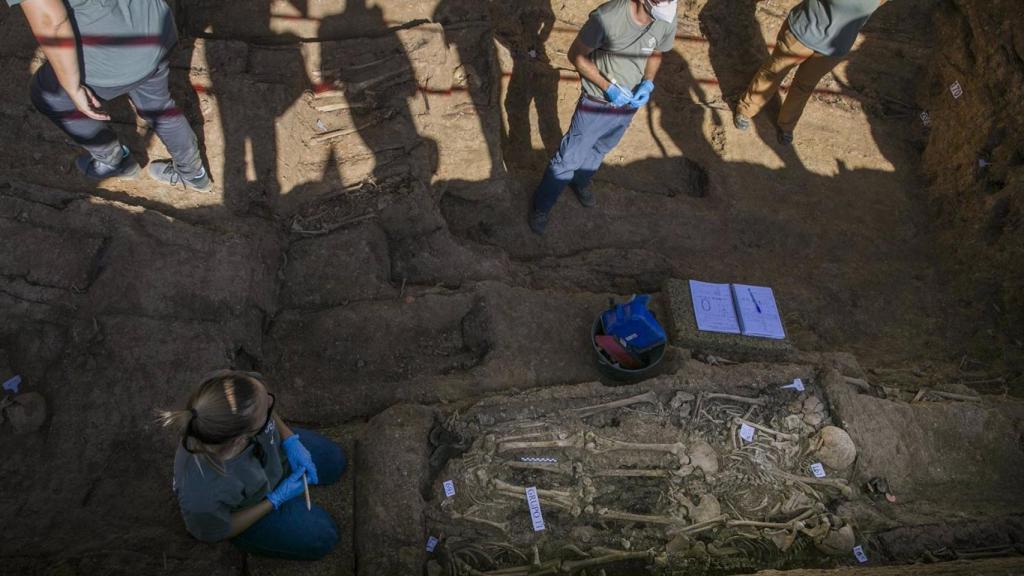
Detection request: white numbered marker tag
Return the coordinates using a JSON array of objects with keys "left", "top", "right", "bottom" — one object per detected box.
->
[
  {"left": 853, "top": 545, "right": 868, "bottom": 563},
  {"left": 810, "top": 463, "right": 826, "bottom": 478},
  {"left": 739, "top": 424, "right": 756, "bottom": 443},
  {"left": 782, "top": 378, "right": 805, "bottom": 391},
  {"left": 443, "top": 480, "right": 456, "bottom": 498},
  {"left": 950, "top": 81, "right": 963, "bottom": 99},
  {"left": 426, "top": 536, "right": 439, "bottom": 552},
  {"left": 525, "top": 486, "right": 546, "bottom": 532}
]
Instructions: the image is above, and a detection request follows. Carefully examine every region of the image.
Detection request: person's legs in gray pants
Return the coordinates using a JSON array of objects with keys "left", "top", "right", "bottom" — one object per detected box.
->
[
  {"left": 30, "top": 60, "right": 203, "bottom": 179},
  {"left": 531, "top": 98, "right": 636, "bottom": 215},
  {"left": 29, "top": 62, "right": 124, "bottom": 168},
  {"left": 126, "top": 60, "right": 203, "bottom": 179}
]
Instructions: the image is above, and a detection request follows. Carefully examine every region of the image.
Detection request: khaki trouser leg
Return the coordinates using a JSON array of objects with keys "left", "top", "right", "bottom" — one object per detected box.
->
[
  {"left": 777, "top": 51, "right": 841, "bottom": 132},
  {"left": 736, "top": 24, "right": 816, "bottom": 121}
]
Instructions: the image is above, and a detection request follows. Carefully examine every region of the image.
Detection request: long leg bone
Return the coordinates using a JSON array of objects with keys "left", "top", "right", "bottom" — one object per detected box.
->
[
  {"left": 593, "top": 468, "right": 675, "bottom": 478},
  {"left": 732, "top": 417, "right": 800, "bottom": 441},
  {"left": 705, "top": 393, "right": 766, "bottom": 405},
  {"left": 589, "top": 435, "right": 690, "bottom": 458},
  {"left": 447, "top": 509, "right": 511, "bottom": 534},
  {"left": 672, "top": 514, "right": 729, "bottom": 535},
  {"left": 596, "top": 508, "right": 685, "bottom": 526},
  {"left": 569, "top": 390, "right": 659, "bottom": 418},
  {"left": 774, "top": 470, "right": 854, "bottom": 498},
  {"left": 491, "top": 479, "right": 576, "bottom": 510},
  {"left": 727, "top": 519, "right": 805, "bottom": 530},
  {"left": 497, "top": 432, "right": 585, "bottom": 453},
  {"left": 561, "top": 550, "right": 654, "bottom": 573}
]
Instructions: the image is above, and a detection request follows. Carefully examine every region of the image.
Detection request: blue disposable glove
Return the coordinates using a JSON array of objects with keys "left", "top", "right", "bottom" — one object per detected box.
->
[
  {"left": 283, "top": 434, "right": 319, "bottom": 485},
  {"left": 630, "top": 80, "right": 655, "bottom": 108},
  {"left": 266, "top": 470, "right": 306, "bottom": 510},
  {"left": 604, "top": 83, "right": 634, "bottom": 107}
]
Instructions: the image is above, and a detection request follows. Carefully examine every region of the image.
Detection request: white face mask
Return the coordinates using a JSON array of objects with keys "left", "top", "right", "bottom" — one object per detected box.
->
[{"left": 642, "top": 0, "right": 677, "bottom": 22}]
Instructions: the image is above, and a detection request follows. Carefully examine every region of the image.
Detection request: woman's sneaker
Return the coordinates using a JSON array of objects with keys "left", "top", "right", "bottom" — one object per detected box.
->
[
  {"left": 147, "top": 160, "right": 212, "bottom": 193},
  {"left": 75, "top": 145, "right": 140, "bottom": 181}
]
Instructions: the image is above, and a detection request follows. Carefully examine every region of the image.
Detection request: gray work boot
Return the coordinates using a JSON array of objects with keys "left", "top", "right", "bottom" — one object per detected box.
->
[
  {"left": 147, "top": 160, "right": 212, "bottom": 193},
  {"left": 733, "top": 113, "right": 751, "bottom": 131},
  {"left": 75, "top": 145, "right": 140, "bottom": 181}
]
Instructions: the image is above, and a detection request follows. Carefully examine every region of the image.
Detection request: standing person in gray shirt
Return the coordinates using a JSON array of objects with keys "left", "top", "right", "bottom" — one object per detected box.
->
[
  {"left": 9, "top": 0, "right": 210, "bottom": 191},
  {"left": 160, "top": 371, "right": 348, "bottom": 559},
  {"left": 528, "top": 0, "right": 678, "bottom": 235},
  {"left": 733, "top": 0, "right": 885, "bottom": 145}
]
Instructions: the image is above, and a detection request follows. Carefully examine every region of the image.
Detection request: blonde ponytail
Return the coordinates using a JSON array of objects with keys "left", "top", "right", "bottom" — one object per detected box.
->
[{"left": 157, "top": 408, "right": 194, "bottom": 433}]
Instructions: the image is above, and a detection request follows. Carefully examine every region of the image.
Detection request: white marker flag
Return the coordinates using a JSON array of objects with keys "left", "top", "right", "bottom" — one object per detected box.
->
[
  {"left": 739, "top": 424, "right": 756, "bottom": 443},
  {"left": 525, "top": 486, "right": 546, "bottom": 532},
  {"left": 853, "top": 545, "right": 868, "bottom": 563}
]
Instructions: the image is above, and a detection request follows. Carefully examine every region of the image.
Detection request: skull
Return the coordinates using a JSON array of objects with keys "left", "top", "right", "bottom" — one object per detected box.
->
[
  {"left": 688, "top": 439, "right": 719, "bottom": 475},
  {"left": 812, "top": 426, "right": 857, "bottom": 469},
  {"left": 814, "top": 524, "right": 856, "bottom": 556}
]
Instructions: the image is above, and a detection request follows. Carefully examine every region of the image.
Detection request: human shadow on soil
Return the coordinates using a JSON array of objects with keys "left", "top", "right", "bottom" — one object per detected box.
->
[
  {"left": 432, "top": 0, "right": 505, "bottom": 179},
  {"left": 699, "top": 0, "right": 807, "bottom": 169},
  {"left": 318, "top": 0, "right": 438, "bottom": 189},
  {"left": 490, "top": 0, "right": 564, "bottom": 168},
  {"left": 177, "top": 0, "right": 311, "bottom": 217}
]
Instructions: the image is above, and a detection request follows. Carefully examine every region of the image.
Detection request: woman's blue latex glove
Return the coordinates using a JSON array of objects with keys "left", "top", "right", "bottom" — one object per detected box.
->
[
  {"left": 604, "top": 83, "right": 634, "bottom": 107},
  {"left": 266, "top": 470, "right": 306, "bottom": 510},
  {"left": 630, "top": 80, "right": 655, "bottom": 108},
  {"left": 283, "top": 434, "right": 319, "bottom": 485}
]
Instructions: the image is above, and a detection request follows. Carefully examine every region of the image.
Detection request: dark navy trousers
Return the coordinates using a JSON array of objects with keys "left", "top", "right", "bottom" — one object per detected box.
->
[
  {"left": 531, "top": 96, "right": 637, "bottom": 214},
  {"left": 232, "top": 428, "right": 347, "bottom": 561}
]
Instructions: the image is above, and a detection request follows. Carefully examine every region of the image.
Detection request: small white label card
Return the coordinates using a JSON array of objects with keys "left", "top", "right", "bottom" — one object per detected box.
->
[
  {"left": 782, "top": 378, "right": 805, "bottom": 391},
  {"left": 426, "top": 536, "right": 439, "bottom": 552},
  {"left": 810, "top": 463, "right": 826, "bottom": 478},
  {"left": 950, "top": 81, "right": 963, "bottom": 99},
  {"left": 739, "top": 423, "right": 756, "bottom": 443},
  {"left": 1, "top": 375, "right": 20, "bottom": 393},
  {"left": 919, "top": 111, "right": 931, "bottom": 126},
  {"left": 853, "top": 545, "right": 868, "bottom": 563},
  {"left": 443, "top": 480, "right": 456, "bottom": 498},
  {"left": 525, "top": 486, "right": 546, "bottom": 532}
]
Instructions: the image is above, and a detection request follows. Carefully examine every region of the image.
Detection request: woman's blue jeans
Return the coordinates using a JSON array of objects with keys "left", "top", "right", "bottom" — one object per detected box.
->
[{"left": 232, "top": 428, "right": 347, "bottom": 560}]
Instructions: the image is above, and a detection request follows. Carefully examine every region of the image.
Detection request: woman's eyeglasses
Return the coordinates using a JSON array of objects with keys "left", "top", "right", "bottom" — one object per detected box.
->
[
  {"left": 250, "top": 392, "right": 276, "bottom": 466},
  {"left": 256, "top": 392, "right": 276, "bottom": 436}
]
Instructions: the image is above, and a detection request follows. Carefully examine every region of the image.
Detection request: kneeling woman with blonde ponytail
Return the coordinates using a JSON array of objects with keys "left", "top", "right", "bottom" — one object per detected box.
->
[{"left": 160, "top": 370, "right": 346, "bottom": 560}]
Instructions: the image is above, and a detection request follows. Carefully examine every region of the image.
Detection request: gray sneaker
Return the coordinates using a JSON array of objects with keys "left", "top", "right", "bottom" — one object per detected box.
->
[
  {"left": 75, "top": 145, "right": 140, "bottom": 181},
  {"left": 147, "top": 160, "right": 212, "bottom": 193},
  {"left": 733, "top": 113, "right": 751, "bottom": 131}
]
